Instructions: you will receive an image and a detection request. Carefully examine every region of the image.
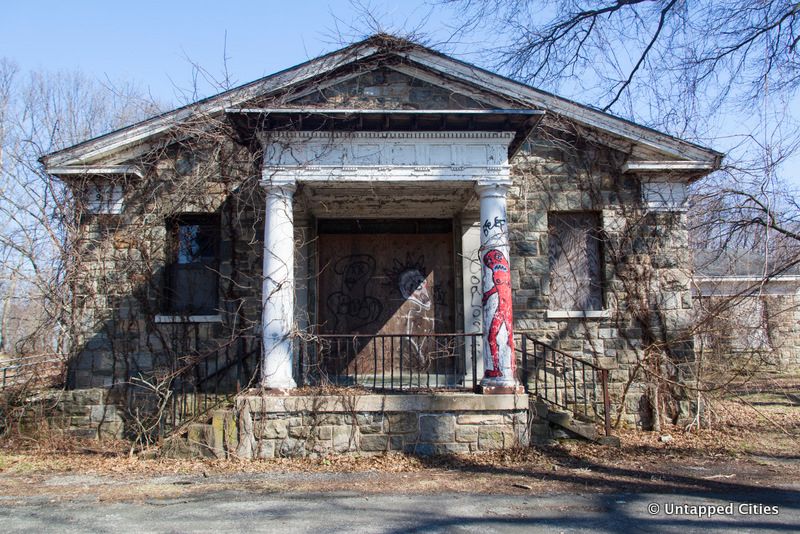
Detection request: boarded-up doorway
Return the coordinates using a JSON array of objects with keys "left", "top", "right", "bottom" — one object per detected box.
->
[{"left": 316, "top": 219, "right": 459, "bottom": 385}]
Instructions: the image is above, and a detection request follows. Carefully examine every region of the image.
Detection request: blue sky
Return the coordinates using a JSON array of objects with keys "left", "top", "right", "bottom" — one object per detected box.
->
[
  {"left": 0, "top": 1, "right": 468, "bottom": 103},
  {"left": 3, "top": 1, "right": 798, "bottom": 188}
]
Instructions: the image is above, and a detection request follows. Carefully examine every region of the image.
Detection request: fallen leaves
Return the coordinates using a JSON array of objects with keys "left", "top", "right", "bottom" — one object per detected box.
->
[{"left": 0, "top": 376, "right": 796, "bottom": 499}]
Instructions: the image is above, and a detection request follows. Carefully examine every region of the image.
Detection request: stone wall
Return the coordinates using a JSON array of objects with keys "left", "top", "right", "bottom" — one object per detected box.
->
[
  {"left": 67, "top": 137, "right": 264, "bottom": 391},
  {"left": 507, "top": 137, "right": 695, "bottom": 427},
  {"left": 64, "top": 92, "right": 698, "bottom": 430},
  {"left": 232, "top": 393, "right": 529, "bottom": 458},
  {"left": 66, "top": 132, "right": 698, "bottom": 430},
  {"left": 764, "top": 294, "right": 800, "bottom": 369},
  {"left": 21, "top": 388, "right": 124, "bottom": 440}
]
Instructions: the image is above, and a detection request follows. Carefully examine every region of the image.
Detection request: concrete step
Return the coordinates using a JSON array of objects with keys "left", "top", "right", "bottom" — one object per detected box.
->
[{"left": 548, "top": 413, "right": 598, "bottom": 441}]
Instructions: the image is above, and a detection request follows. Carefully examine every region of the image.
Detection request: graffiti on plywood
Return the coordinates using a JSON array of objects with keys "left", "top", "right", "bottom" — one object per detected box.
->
[
  {"left": 386, "top": 254, "right": 436, "bottom": 363},
  {"left": 327, "top": 254, "right": 383, "bottom": 330},
  {"left": 433, "top": 283, "right": 448, "bottom": 307},
  {"left": 482, "top": 249, "right": 514, "bottom": 378}
]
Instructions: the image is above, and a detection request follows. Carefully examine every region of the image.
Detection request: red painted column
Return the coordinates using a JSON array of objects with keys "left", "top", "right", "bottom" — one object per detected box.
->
[{"left": 476, "top": 181, "right": 519, "bottom": 391}]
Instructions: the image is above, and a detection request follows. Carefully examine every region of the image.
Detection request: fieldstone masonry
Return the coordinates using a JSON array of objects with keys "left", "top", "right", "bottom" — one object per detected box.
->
[
  {"left": 507, "top": 142, "right": 696, "bottom": 426},
  {"left": 22, "top": 388, "right": 124, "bottom": 440},
  {"left": 232, "top": 393, "right": 528, "bottom": 458},
  {"left": 62, "top": 132, "right": 699, "bottom": 430},
  {"left": 696, "top": 293, "right": 800, "bottom": 371}
]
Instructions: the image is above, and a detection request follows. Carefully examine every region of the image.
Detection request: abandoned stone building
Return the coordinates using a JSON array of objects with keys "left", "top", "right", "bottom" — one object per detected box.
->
[
  {"left": 41, "top": 35, "right": 723, "bottom": 455},
  {"left": 693, "top": 251, "right": 800, "bottom": 372}
]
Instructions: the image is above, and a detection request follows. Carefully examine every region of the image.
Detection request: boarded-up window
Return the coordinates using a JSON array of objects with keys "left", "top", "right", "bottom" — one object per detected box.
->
[
  {"left": 165, "top": 215, "right": 219, "bottom": 314},
  {"left": 548, "top": 212, "right": 602, "bottom": 311}
]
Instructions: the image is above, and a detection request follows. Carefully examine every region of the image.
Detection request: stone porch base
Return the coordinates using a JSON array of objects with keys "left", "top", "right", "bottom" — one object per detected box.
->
[{"left": 231, "top": 393, "right": 531, "bottom": 459}]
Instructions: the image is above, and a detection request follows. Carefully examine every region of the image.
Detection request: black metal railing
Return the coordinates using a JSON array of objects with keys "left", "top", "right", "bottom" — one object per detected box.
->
[
  {"left": 296, "top": 333, "right": 480, "bottom": 391},
  {"left": 517, "top": 333, "right": 612, "bottom": 436},
  {"left": 120, "top": 331, "right": 482, "bottom": 438},
  {"left": 0, "top": 354, "right": 63, "bottom": 390},
  {"left": 123, "top": 335, "right": 261, "bottom": 438}
]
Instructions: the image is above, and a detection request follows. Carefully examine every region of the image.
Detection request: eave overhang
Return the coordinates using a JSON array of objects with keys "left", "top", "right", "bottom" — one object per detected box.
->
[
  {"left": 622, "top": 160, "right": 719, "bottom": 182},
  {"left": 46, "top": 165, "right": 145, "bottom": 180}
]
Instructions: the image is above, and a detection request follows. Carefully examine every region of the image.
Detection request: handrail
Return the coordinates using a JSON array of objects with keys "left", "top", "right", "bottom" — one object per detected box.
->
[
  {"left": 515, "top": 331, "right": 603, "bottom": 369},
  {"left": 517, "top": 333, "right": 612, "bottom": 437},
  {"left": 1, "top": 354, "right": 63, "bottom": 390},
  {"left": 0, "top": 354, "right": 62, "bottom": 365},
  {"left": 304, "top": 333, "right": 480, "bottom": 339}
]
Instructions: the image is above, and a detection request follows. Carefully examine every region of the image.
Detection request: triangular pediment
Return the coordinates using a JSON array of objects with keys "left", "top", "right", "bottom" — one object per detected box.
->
[{"left": 286, "top": 67, "right": 496, "bottom": 110}]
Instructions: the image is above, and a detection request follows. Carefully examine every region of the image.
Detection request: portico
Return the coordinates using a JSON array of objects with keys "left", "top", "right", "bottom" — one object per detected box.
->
[{"left": 252, "top": 125, "right": 531, "bottom": 392}]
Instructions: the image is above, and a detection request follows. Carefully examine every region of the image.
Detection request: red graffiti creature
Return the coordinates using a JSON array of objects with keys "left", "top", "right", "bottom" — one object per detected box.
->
[{"left": 482, "top": 249, "right": 514, "bottom": 378}]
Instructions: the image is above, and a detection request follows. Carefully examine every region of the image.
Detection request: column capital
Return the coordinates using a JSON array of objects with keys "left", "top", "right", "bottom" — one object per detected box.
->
[
  {"left": 259, "top": 178, "right": 297, "bottom": 195},
  {"left": 475, "top": 180, "right": 512, "bottom": 197}
]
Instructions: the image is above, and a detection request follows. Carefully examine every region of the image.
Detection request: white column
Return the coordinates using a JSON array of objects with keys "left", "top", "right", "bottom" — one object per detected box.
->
[
  {"left": 260, "top": 179, "right": 297, "bottom": 390},
  {"left": 476, "top": 181, "right": 518, "bottom": 390}
]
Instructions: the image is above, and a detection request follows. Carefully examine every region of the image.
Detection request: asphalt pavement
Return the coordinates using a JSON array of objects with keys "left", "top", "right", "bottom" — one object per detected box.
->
[{"left": 1, "top": 487, "right": 798, "bottom": 533}]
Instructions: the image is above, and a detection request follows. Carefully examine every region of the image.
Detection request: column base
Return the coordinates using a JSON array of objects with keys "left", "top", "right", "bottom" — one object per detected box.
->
[
  {"left": 260, "top": 376, "right": 297, "bottom": 393},
  {"left": 477, "top": 384, "right": 525, "bottom": 395},
  {"left": 260, "top": 386, "right": 296, "bottom": 396}
]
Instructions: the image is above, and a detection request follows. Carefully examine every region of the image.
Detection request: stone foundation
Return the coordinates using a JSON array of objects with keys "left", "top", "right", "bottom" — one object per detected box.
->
[
  {"left": 233, "top": 393, "right": 530, "bottom": 458},
  {"left": 21, "top": 388, "right": 124, "bottom": 440}
]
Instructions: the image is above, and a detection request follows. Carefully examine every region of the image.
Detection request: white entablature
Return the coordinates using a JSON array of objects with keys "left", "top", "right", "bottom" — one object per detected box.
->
[{"left": 259, "top": 131, "right": 514, "bottom": 182}]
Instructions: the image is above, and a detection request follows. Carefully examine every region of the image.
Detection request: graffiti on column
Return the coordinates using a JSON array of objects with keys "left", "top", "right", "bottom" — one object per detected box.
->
[
  {"left": 327, "top": 254, "right": 383, "bottom": 330},
  {"left": 482, "top": 216, "right": 506, "bottom": 237},
  {"left": 481, "top": 249, "right": 514, "bottom": 378}
]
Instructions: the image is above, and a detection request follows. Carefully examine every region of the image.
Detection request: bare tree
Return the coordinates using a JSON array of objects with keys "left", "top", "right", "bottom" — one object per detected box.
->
[
  {"left": 418, "top": 3, "right": 800, "bottom": 430},
  {"left": 439, "top": 2, "right": 799, "bottom": 113},
  {"left": 438, "top": 0, "right": 800, "bottom": 209},
  {"left": 436, "top": 0, "right": 800, "bottom": 281},
  {"left": 0, "top": 60, "right": 161, "bottom": 357}
]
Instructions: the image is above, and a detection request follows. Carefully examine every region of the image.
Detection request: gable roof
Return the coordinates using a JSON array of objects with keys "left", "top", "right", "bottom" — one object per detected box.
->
[{"left": 42, "top": 34, "right": 723, "bottom": 171}]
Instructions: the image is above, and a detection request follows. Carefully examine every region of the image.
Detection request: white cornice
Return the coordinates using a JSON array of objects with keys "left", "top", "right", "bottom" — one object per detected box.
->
[
  {"left": 622, "top": 161, "right": 716, "bottom": 174},
  {"left": 46, "top": 165, "right": 144, "bottom": 178},
  {"left": 693, "top": 276, "right": 800, "bottom": 297},
  {"left": 264, "top": 165, "right": 510, "bottom": 183},
  {"left": 264, "top": 131, "right": 516, "bottom": 140},
  {"left": 260, "top": 131, "right": 513, "bottom": 174},
  {"left": 228, "top": 107, "right": 542, "bottom": 117},
  {"left": 695, "top": 275, "right": 800, "bottom": 283}
]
